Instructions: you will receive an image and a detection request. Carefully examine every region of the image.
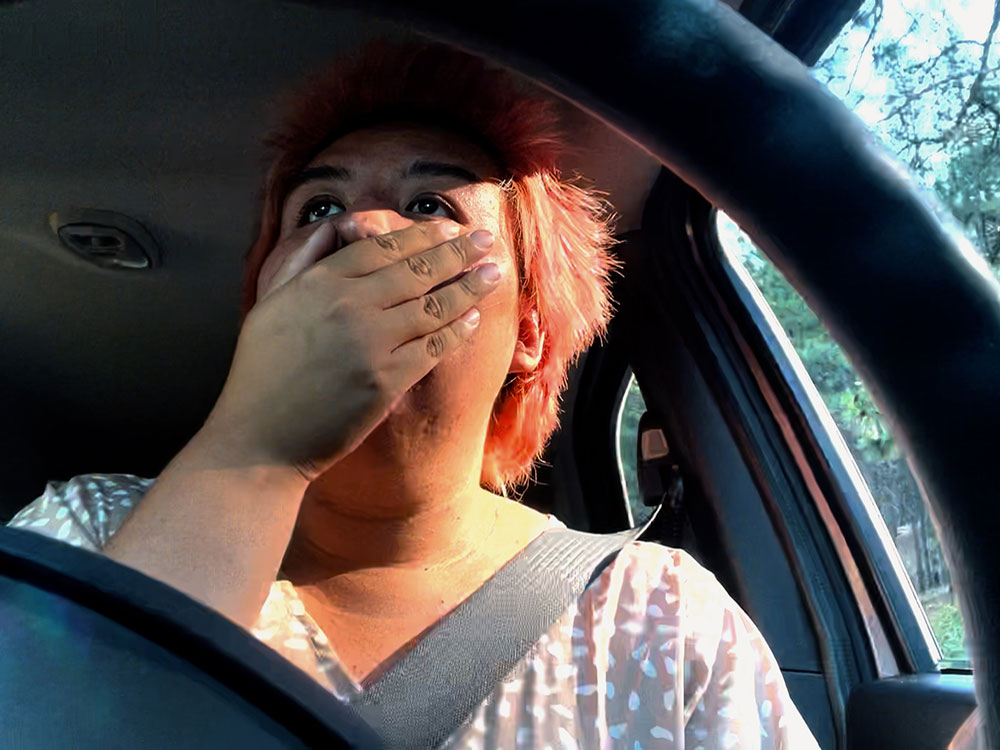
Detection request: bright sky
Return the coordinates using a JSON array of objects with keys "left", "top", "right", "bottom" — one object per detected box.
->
[
  {"left": 814, "top": 0, "right": 997, "bottom": 187},
  {"left": 817, "top": 0, "right": 996, "bottom": 116}
]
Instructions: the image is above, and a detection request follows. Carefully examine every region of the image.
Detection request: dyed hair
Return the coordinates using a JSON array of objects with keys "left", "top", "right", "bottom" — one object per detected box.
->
[{"left": 239, "top": 37, "right": 621, "bottom": 495}]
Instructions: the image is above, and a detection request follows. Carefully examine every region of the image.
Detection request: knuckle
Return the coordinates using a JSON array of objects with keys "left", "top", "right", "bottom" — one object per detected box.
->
[
  {"left": 459, "top": 272, "right": 479, "bottom": 295},
  {"left": 406, "top": 254, "right": 436, "bottom": 279},
  {"left": 422, "top": 293, "right": 445, "bottom": 321},
  {"left": 425, "top": 332, "right": 447, "bottom": 358},
  {"left": 373, "top": 233, "right": 402, "bottom": 256},
  {"left": 446, "top": 239, "right": 469, "bottom": 264}
]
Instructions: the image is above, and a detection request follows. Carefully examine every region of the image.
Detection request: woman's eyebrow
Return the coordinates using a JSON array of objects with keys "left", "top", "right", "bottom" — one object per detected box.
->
[
  {"left": 404, "top": 160, "right": 482, "bottom": 183},
  {"left": 286, "top": 160, "right": 482, "bottom": 194}
]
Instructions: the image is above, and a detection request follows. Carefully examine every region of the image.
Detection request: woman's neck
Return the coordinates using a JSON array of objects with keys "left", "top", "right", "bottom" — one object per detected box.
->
[{"left": 283, "top": 496, "right": 551, "bottom": 625}]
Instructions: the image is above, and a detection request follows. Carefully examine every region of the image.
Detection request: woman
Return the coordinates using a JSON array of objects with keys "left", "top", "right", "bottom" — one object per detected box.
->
[{"left": 8, "top": 38, "right": 819, "bottom": 748}]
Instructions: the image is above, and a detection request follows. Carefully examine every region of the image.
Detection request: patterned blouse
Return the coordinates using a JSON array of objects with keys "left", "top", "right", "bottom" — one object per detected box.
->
[{"left": 8, "top": 473, "right": 820, "bottom": 749}]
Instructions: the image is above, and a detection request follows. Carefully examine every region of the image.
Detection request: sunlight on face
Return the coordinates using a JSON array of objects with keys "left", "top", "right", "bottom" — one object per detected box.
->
[{"left": 257, "top": 122, "right": 527, "bottom": 458}]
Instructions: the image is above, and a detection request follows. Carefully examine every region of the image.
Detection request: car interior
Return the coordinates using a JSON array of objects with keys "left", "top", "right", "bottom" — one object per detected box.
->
[{"left": 0, "top": 0, "right": 995, "bottom": 748}]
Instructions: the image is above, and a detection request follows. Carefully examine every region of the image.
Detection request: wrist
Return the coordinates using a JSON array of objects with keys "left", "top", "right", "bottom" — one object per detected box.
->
[{"left": 193, "top": 416, "right": 312, "bottom": 494}]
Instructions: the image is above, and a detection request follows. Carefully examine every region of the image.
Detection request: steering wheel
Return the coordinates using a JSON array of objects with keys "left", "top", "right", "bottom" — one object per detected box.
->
[{"left": 1, "top": 0, "right": 996, "bottom": 747}]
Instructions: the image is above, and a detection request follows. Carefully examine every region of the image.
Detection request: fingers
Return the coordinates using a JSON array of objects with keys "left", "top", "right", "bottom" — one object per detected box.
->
[
  {"left": 333, "top": 220, "right": 462, "bottom": 279},
  {"left": 384, "top": 262, "right": 501, "bottom": 343},
  {"left": 387, "top": 307, "right": 483, "bottom": 383},
  {"left": 367, "top": 229, "right": 496, "bottom": 309}
]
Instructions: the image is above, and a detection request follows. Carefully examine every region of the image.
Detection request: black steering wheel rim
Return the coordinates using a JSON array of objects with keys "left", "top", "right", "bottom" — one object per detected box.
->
[{"left": 309, "top": 0, "right": 1000, "bottom": 743}]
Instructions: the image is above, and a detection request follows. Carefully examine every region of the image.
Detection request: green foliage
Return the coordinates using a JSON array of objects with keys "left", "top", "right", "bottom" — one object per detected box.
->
[
  {"left": 729, "top": 232, "right": 901, "bottom": 463},
  {"left": 925, "top": 601, "right": 968, "bottom": 661},
  {"left": 834, "top": 388, "right": 900, "bottom": 462}
]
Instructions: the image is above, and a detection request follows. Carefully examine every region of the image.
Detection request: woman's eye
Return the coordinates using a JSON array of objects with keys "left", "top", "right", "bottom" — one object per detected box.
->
[
  {"left": 407, "top": 195, "right": 453, "bottom": 217},
  {"left": 295, "top": 194, "right": 452, "bottom": 226},
  {"left": 298, "top": 196, "right": 342, "bottom": 226}
]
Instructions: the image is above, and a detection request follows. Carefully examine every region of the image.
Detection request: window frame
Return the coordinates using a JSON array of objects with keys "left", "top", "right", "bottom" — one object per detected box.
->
[
  {"left": 613, "top": 370, "right": 637, "bottom": 525},
  {"left": 613, "top": 370, "right": 655, "bottom": 527}
]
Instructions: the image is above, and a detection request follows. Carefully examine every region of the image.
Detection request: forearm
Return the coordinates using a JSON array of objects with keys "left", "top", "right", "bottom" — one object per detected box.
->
[{"left": 102, "top": 424, "right": 310, "bottom": 630}]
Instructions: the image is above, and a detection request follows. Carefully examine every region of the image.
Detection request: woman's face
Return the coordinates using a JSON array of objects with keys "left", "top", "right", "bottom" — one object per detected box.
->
[{"left": 255, "top": 122, "right": 528, "bottom": 474}]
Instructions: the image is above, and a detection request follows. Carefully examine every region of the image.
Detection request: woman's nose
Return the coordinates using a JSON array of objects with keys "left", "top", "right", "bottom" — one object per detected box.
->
[{"left": 333, "top": 209, "right": 412, "bottom": 247}]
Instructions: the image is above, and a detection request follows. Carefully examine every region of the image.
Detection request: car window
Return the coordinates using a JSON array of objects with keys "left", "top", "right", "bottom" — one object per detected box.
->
[
  {"left": 615, "top": 371, "right": 655, "bottom": 526},
  {"left": 712, "top": 0, "right": 998, "bottom": 669},
  {"left": 716, "top": 212, "right": 969, "bottom": 668}
]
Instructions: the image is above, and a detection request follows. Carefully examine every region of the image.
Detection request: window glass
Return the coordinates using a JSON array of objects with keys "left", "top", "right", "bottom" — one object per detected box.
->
[{"left": 615, "top": 372, "right": 654, "bottom": 526}]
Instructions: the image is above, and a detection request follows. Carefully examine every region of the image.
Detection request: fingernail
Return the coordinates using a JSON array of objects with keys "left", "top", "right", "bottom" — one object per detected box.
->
[
  {"left": 471, "top": 230, "right": 494, "bottom": 248},
  {"left": 462, "top": 307, "right": 481, "bottom": 326},
  {"left": 477, "top": 263, "right": 501, "bottom": 282},
  {"left": 443, "top": 223, "right": 462, "bottom": 237}
]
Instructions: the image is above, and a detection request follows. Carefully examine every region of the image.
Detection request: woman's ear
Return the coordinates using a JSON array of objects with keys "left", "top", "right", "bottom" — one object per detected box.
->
[{"left": 509, "top": 308, "right": 545, "bottom": 374}]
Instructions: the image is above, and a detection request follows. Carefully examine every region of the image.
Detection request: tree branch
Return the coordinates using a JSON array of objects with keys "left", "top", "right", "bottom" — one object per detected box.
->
[
  {"left": 878, "top": 66, "right": 999, "bottom": 124},
  {"left": 847, "top": 0, "right": 884, "bottom": 95},
  {"left": 903, "top": 39, "right": 985, "bottom": 81},
  {"left": 946, "top": 0, "right": 1000, "bottom": 138},
  {"left": 983, "top": 100, "right": 1000, "bottom": 150}
]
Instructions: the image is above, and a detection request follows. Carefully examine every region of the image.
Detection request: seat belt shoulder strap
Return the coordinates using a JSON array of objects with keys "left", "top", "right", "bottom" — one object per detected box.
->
[{"left": 349, "top": 514, "right": 656, "bottom": 749}]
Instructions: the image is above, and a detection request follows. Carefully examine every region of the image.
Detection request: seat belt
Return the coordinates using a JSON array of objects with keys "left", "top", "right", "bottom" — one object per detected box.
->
[{"left": 347, "top": 509, "right": 661, "bottom": 749}]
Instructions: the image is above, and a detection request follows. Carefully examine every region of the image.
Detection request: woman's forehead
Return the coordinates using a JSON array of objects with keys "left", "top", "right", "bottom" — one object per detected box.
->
[{"left": 306, "top": 122, "right": 504, "bottom": 180}]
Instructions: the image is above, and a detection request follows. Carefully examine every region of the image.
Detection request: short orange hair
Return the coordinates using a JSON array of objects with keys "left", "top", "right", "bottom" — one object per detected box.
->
[{"left": 240, "top": 38, "right": 621, "bottom": 495}]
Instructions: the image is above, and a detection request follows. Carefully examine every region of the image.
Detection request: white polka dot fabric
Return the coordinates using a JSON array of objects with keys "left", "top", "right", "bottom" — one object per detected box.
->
[{"left": 8, "top": 474, "right": 820, "bottom": 749}]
